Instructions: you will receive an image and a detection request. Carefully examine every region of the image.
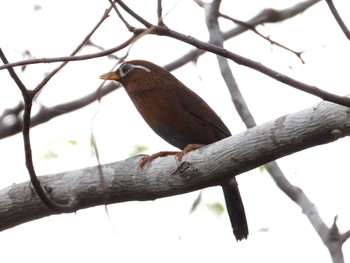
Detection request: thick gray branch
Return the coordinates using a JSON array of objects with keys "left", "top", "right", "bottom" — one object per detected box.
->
[{"left": 0, "top": 100, "right": 349, "bottom": 231}]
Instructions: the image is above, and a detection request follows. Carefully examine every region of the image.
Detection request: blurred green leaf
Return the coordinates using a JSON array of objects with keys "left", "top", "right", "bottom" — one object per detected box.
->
[
  {"left": 206, "top": 202, "right": 225, "bottom": 215},
  {"left": 129, "top": 145, "right": 148, "bottom": 156},
  {"left": 40, "top": 137, "right": 79, "bottom": 160},
  {"left": 259, "top": 164, "right": 267, "bottom": 173},
  {"left": 41, "top": 150, "right": 58, "bottom": 160}
]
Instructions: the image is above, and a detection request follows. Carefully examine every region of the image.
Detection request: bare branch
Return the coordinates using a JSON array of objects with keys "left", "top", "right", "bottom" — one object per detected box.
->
[
  {"left": 0, "top": 82, "right": 120, "bottom": 140},
  {"left": 165, "top": 0, "right": 321, "bottom": 70},
  {"left": 325, "top": 0, "right": 350, "bottom": 41},
  {"left": 0, "top": 49, "right": 28, "bottom": 95},
  {"left": 109, "top": 0, "right": 134, "bottom": 31},
  {"left": 115, "top": 0, "right": 153, "bottom": 28},
  {"left": 0, "top": 34, "right": 140, "bottom": 71},
  {"left": 203, "top": 0, "right": 256, "bottom": 128},
  {"left": 33, "top": 4, "right": 114, "bottom": 95},
  {"left": 340, "top": 229, "right": 350, "bottom": 244},
  {"left": 0, "top": 50, "right": 78, "bottom": 212},
  {"left": 219, "top": 13, "right": 305, "bottom": 63},
  {"left": 0, "top": 0, "right": 321, "bottom": 72},
  {"left": 158, "top": 29, "right": 350, "bottom": 107},
  {"left": 112, "top": 0, "right": 350, "bottom": 108},
  {"left": 0, "top": 3, "right": 119, "bottom": 213},
  {"left": 0, "top": 100, "right": 349, "bottom": 230},
  {"left": 1, "top": 1, "right": 329, "bottom": 110},
  {"left": 204, "top": 3, "right": 349, "bottom": 260},
  {"left": 157, "top": 0, "right": 165, "bottom": 26}
]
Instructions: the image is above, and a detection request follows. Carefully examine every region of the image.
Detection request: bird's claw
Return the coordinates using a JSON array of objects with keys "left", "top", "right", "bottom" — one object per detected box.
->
[
  {"left": 138, "top": 155, "right": 153, "bottom": 168},
  {"left": 138, "top": 151, "right": 180, "bottom": 168},
  {"left": 138, "top": 145, "right": 204, "bottom": 168}
]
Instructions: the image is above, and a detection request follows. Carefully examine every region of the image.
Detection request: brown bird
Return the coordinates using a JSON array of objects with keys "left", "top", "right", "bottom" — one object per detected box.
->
[{"left": 100, "top": 60, "right": 248, "bottom": 241}]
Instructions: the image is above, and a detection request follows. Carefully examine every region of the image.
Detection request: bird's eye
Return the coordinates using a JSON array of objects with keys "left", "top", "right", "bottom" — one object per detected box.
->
[{"left": 119, "top": 63, "right": 134, "bottom": 77}]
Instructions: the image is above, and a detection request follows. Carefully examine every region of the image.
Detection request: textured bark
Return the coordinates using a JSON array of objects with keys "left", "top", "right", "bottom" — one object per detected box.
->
[{"left": 0, "top": 100, "right": 349, "bottom": 231}]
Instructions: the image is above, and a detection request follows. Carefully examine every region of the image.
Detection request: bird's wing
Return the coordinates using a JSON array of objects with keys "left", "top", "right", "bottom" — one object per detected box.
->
[
  {"left": 185, "top": 107, "right": 231, "bottom": 137},
  {"left": 178, "top": 85, "right": 231, "bottom": 138}
]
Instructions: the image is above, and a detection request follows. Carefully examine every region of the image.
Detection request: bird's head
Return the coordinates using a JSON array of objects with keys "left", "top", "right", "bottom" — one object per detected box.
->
[{"left": 100, "top": 60, "right": 163, "bottom": 90}]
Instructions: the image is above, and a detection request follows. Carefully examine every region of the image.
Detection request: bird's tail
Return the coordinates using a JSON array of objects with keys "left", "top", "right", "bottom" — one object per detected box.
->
[{"left": 221, "top": 177, "right": 248, "bottom": 241}]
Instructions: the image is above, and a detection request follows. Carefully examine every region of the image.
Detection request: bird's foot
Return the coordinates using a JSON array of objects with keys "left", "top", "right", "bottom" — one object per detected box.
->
[
  {"left": 139, "top": 151, "right": 179, "bottom": 167},
  {"left": 175, "top": 144, "right": 205, "bottom": 162},
  {"left": 138, "top": 144, "right": 205, "bottom": 168}
]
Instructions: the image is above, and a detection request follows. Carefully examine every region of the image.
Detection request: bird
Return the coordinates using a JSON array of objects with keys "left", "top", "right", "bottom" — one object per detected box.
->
[{"left": 100, "top": 60, "right": 248, "bottom": 241}]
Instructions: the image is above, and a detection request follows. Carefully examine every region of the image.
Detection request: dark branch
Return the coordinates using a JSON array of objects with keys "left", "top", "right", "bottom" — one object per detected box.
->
[
  {"left": 157, "top": 0, "right": 165, "bottom": 26},
  {"left": 165, "top": 0, "right": 322, "bottom": 70},
  {"left": 0, "top": 34, "right": 140, "bottom": 71},
  {"left": 134, "top": 25, "right": 350, "bottom": 108},
  {"left": 219, "top": 12, "right": 306, "bottom": 63},
  {"left": 0, "top": 50, "right": 78, "bottom": 212},
  {"left": 325, "top": 0, "right": 350, "bottom": 41},
  {"left": 0, "top": 49, "right": 28, "bottom": 95},
  {"left": 0, "top": 82, "right": 120, "bottom": 139},
  {"left": 0, "top": 3, "right": 121, "bottom": 213},
  {"left": 33, "top": 4, "right": 114, "bottom": 95}
]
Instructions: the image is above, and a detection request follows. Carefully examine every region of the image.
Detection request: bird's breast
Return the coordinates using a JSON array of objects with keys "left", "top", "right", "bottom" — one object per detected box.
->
[
  {"left": 126, "top": 86, "right": 228, "bottom": 150},
  {"left": 128, "top": 91, "right": 186, "bottom": 148}
]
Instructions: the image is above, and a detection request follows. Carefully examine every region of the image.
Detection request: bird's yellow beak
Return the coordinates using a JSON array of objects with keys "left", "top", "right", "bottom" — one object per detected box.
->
[{"left": 99, "top": 71, "right": 120, "bottom": 81}]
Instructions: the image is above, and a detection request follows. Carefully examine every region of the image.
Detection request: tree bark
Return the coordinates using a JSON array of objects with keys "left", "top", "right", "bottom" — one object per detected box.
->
[{"left": 0, "top": 100, "right": 349, "bottom": 231}]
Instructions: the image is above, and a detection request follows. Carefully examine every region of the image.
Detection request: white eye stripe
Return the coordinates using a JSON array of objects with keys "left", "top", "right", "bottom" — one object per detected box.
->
[
  {"left": 133, "top": 65, "right": 151, "bottom": 72},
  {"left": 119, "top": 63, "right": 151, "bottom": 77}
]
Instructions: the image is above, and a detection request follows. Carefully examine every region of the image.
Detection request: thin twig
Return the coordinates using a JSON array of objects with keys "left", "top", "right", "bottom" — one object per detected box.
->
[
  {"left": 115, "top": 0, "right": 153, "bottom": 28},
  {"left": 0, "top": 34, "right": 140, "bottom": 71},
  {"left": 0, "top": 3, "right": 119, "bottom": 213},
  {"left": 0, "top": 1, "right": 321, "bottom": 141},
  {"left": 84, "top": 39, "right": 121, "bottom": 60},
  {"left": 0, "top": 49, "right": 28, "bottom": 95},
  {"left": 157, "top": 0, "right": 165, "bottom": 26},
  {"left": 109, "top": 0, "right": 134, "bottom": 31},
  {"left": 1, "top": 2, "right": 347, "bottom": 108},
  {"left": 204, "top": 2, "right": 349, "bottom": 260},
  {"left": 114, "top": 0, "right": 350, "bottom": 108},
  {"left": 165, "top": 0, "right": 322, "bottom": 71},
  {"left": 0, "top": 1, "right": 321, "bottom": 72},
  {"left": 33, "top": 5, "right": 114, "bottom": 95},
  {"left": 0, "top": 49, "right": 78, "bottom": 212},
  {"left": 325, "top": 0, "right": 350, "bottom": 41},
  {"left": 0, "top": 82, "right": 120, "bottom": 139},
  {"left": 219, "top": 12, "right": 306, "bottom": 63}
]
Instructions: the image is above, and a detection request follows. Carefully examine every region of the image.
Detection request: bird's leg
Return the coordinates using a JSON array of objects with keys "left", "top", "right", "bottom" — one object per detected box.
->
[
  {"left": 139, "top": 144, "right": 205, "bottom": 168},
  {"left": 139, "top": 151, "right": 179, "bottom": 167},
  {"left": 176, "top": 144, "right": 205, "bottom": 162}
]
